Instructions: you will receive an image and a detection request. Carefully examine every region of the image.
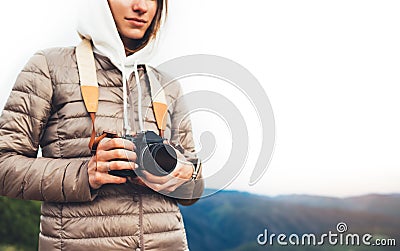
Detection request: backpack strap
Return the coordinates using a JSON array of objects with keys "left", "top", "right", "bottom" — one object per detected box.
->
[{"left": 75, "top": 38, "right": 169, "bottom": 152}]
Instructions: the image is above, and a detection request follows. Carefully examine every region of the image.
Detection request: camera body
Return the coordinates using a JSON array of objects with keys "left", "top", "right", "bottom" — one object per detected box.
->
[{"left": 108, "top": 131, "right": 178, "bottom": 178}]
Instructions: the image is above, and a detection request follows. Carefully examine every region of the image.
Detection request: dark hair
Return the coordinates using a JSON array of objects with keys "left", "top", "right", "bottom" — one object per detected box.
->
[{"left": 129, "top": 0, "right": 168, "bottom": 52}]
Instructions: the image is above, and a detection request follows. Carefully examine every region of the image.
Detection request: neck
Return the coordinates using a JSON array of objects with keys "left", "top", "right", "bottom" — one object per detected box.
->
[{"left": 121, "top": 35, "right": 143, "bottom": 56}]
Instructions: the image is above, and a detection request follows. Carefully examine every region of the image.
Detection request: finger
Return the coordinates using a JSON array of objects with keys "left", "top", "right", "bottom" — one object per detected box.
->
[
  {"left": 170, "top": 163, "right": 193, "bottom": 180},
  {"left": 161, "top": 182, "right": 183, "bottom": 194},
  {"left": 147, "top": 177, "right": 185, "bottom": 194},
  {"left": 109, "top": 161, "right": 138, "bottom": 171},
  {"left": 87, "top": 157, "right": 97, "bottom": 173},
  {"left": 97, "top": 149, "right": 137, "bottom": 162},
  {"left": 99, "top": 161, "right": 111, "bottom": 173},
  {"left": 136, "top": 170, "right": 185, "bottom": 192},
  {"left": 98, "top": 138, "right": 135, "bottom": 151},
  {"left": 97, "top": 161, "right": 128, "bottom": 173},
  {"left": 156, "top": 178, "right": 179, "bottom": 192},
  {"left": 139, "top": 170, "right": 171, "bottom": 185},
  {"left": 90, "top": 171, "right": 127, "bottom": 186}
]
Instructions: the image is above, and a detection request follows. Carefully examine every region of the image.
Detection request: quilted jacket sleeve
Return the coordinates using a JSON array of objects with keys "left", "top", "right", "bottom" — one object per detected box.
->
[
  {"left": 167, "top": 82, "right": 204, "bottom": 205},
  {"left": 0, "top": 51, "right": 95, "bottom": 203}
]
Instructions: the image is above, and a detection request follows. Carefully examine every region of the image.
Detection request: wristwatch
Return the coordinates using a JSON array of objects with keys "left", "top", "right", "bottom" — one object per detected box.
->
[{"left": 191, "top": 158, "right": 202, "bottom": 181}]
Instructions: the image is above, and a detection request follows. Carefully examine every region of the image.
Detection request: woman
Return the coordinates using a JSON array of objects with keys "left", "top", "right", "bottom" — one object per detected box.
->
[{"left": 0, "top": 0, "right": 203, "bottom": 250}]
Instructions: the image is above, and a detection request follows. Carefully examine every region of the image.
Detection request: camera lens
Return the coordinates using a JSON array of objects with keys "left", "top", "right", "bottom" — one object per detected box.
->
[{"left": 142, "top": 143, "right": 177, "bottom": 176}]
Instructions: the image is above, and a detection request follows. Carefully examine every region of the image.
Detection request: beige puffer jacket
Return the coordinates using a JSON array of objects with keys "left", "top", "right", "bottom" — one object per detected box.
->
[{"left": 0, "top": 47, "right": 204, "bottom": 251}]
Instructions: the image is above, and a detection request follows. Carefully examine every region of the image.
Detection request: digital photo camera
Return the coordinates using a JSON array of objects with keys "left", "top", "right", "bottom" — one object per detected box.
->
[{"left": 108, "top": 131, "right": 178, "bottom": 178}]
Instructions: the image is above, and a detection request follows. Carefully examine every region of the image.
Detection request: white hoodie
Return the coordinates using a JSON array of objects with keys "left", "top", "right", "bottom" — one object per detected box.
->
[{"left": 76, "top": 0, "right": 164, "bottom": 134}]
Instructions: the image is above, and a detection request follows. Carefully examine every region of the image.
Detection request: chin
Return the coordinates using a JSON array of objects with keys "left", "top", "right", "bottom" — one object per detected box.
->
[{"left": 124, "top": 30, "right": 146, "bottom": 40}]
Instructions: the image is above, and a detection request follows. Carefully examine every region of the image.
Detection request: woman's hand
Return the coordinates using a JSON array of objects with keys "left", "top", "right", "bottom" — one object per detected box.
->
[
  {"left": 134, "top": 149, "right": 194, "bottom": 194},
  {"left": 88, "top": 138, "right": 137, "bottom": 190}
]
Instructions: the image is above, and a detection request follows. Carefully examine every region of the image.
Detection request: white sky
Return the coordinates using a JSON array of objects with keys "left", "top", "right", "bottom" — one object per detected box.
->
[{"left": 0, "top": 0, "right": 399, "bottom": 197}]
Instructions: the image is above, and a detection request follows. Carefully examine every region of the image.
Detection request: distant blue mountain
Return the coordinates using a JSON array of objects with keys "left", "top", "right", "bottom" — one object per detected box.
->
[{"left": 180, "top": 189, "right": 400, "bottom": 251}]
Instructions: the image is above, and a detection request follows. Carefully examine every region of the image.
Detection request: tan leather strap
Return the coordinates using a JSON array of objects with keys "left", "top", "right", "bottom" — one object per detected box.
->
[
  {"left": 76, "top": 39, "right": 99, "bottom": 151},
  {"left": 88, "top": 113, "right": 96, "bottom": 151},
  {"left": 146, "top": 67, "right": 168, "bottom": 137}
]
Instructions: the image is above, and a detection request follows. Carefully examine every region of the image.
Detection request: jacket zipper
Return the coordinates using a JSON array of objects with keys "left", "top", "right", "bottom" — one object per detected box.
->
[{"left": 139, "top": 193, "right": 144, "bottom": 251}]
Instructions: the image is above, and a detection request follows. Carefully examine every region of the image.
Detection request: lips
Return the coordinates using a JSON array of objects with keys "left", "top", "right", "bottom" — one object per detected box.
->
[{"left": 126, "top": 17, "right": 147, "bottom": 27}]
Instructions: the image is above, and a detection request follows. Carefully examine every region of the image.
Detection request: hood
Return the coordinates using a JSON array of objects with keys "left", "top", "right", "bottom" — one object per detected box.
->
[
  {"left": 76, "top": 0, "right": 158, "bottom": 75},
  {"left": 76, "top": 0, "right": 164, "bottom": 134}
]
